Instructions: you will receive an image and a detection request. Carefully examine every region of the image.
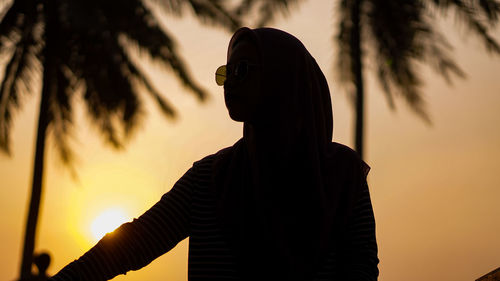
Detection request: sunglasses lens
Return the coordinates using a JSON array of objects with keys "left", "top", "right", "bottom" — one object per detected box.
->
[{"left": 215, "top": 65, "right": 226, "bottom": 86}]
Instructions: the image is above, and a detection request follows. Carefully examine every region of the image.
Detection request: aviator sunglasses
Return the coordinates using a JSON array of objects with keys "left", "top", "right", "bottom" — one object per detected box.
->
[{"left": 215, "top": 60, "right": 260, "bottom": 86}]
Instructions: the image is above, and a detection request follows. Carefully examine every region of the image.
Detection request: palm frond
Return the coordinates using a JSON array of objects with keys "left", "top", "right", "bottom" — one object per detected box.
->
[
  {"left": 479, "top": 0, "right": 500, "bottom": 21},
  {"left": 0, "top": 43, "right": 23, "bottom": 153},
  {"left": 416, "top": 25, "right": 465, "bottom": 83},
  {"left": 119, "top": 49, "right": 177, "bottom": 119},
  {"left": 59, "top": 0, "right": 204, "bottom": 149},
  {"left": 335, "top": 0, "right": 354, "bottom": 88},
  {"left": 235, "top": 0, "right": 304, "bottom": 26},
  {"left": 151, "top": 0, "right": 185, "bottom": 15},
  {"left": 152, "top": 0, "right": 240, "bottom": 30},
  {"left": 365, "top": 0, "right": 420, "bottom": 119},
  {"left": 185, "top": 0, "right": 240, "bottom": 30},
  {"left": 0, "top": 0, "right": 22, "bottom": 51},
  {"left": 100, "top": 0, "right": 208, "bottom": 100},
  {"left": 0, "top": 0, "right": 41, "bottom": 154},
  {"left": 47, "top": 65, "right": 75, "bottom": 165},
  {"left": 1, "top": 0, "right": 240, "bottom": 165},
  {"left": 429, "top": 0, "right": 500, "bottom": 53},
  {"left": 365, "top": 0, "right": 465, "bottom": 122},
  {"left": 77, "top": 36, "right": 143, "bottom": 148}
]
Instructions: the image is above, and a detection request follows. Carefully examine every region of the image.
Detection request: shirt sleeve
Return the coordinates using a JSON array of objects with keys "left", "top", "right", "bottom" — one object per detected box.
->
[
  {"left": 49, "top": 166, "right": 195, "bottom": 281},
  {"left": 340, "top": 182, "right": 380, "bottom": 281}
]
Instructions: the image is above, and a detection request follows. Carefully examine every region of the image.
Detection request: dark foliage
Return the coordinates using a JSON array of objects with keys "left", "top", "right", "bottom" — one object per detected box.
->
[{"left": 0, "top": 0, "right": 239, "bottom": 164}]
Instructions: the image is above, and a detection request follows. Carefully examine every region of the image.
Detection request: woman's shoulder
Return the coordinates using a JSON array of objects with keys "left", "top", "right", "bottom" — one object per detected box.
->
[
  {"left": 193, "top": 147, "right": 232, "bottom": 166},
  {"left": 328, "top": 142, "right": 358, "bottom": 159},
  {"left": 328, "top": 142, "right": 370, "bottom": 177},
  {"left": 193, "top": 139, "right": 242, "bottom": 168}
]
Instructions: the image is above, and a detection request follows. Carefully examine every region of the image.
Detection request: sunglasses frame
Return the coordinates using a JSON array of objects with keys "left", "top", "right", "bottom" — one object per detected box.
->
[{"left": 215, "top": 60, "right": 260, "bottom": 86}]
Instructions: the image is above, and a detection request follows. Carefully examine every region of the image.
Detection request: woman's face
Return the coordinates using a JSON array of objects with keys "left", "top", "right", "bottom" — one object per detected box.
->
[{"left": 224, "top": 38, "right": 262, "bottom": 122}]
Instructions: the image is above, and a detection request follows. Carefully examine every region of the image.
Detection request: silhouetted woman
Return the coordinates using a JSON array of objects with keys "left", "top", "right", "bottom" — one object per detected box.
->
[{"left": 50, "top": 27, "right": 379, "bottom": 281}]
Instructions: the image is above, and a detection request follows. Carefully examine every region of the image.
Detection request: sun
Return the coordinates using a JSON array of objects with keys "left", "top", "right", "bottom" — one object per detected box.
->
[{"left": 90, "top": 208, "right": 129, "bottom": 241}]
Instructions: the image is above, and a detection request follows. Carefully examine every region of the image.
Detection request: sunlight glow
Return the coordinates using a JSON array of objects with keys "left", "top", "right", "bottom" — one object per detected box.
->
[{"left": 90, "top": 208, "right": 129, "bottom": 241}]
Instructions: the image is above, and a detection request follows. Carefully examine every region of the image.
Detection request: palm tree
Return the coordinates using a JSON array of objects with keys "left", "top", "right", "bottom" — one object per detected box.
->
[
  {"left": 235, "top": 0, "right": 500, "bottom": 158},
  {"left": 0, "top": 0, "right": 238, "bottom": 279}
]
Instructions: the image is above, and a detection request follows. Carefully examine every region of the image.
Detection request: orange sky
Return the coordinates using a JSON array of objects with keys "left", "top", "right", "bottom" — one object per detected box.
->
[{"left": 1, "top": 1, "right": 500, "bottom": 280}]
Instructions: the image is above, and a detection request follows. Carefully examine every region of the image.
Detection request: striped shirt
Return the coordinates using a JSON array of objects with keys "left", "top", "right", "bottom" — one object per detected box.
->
[{"left": 50, "top": 152, "right": 379, "bottom": 280}]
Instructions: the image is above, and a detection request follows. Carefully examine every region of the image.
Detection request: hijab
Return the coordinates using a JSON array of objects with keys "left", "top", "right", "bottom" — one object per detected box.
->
[{"left": 212, "top": 27, "right": 369, "bottom": 280}]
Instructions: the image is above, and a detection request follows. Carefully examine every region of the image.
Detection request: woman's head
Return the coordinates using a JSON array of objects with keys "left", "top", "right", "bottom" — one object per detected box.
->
[{"left": 220, "top": 27, "right": 333, "bottom": 146}]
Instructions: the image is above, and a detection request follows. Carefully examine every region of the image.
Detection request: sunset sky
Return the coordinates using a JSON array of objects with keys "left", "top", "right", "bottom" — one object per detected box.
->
[{"left": 1, "top": 1, "right": 500, "bottom": 280}]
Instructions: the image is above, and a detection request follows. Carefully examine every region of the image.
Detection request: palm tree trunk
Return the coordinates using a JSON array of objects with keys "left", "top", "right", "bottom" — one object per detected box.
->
[
  {"left": 19, "top": 1, "right": 55, "bottom": 278},
  {"left": 351, "top": 0, "right": 365, "bottom": 159},
  {"left": 19, "top": 72, "right": 50, "bottom": 279}
]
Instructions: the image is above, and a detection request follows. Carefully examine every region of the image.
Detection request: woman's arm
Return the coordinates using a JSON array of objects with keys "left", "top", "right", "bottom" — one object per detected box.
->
[
  {"left": 49, "top": 166, "right": 195, "bottom": 281},
  {"left": 340, "top": 182, "right": 380, "bottom": 281}
]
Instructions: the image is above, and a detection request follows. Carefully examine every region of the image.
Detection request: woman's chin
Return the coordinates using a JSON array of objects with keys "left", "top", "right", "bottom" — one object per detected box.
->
[
  {"left": 225, "top": 96, "right": 246, "bottom": 122},
  {"left": 227, "top": 109, "right": 246, "bottom": 122}
]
